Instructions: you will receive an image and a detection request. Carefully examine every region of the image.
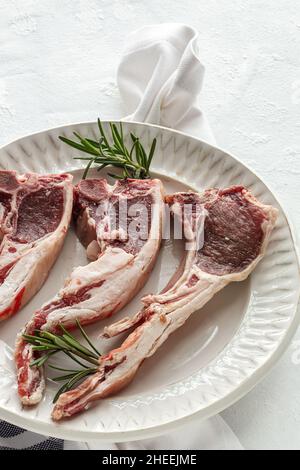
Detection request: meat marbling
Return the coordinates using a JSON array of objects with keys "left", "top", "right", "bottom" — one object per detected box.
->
[
  {"left": 51, "top": 186, "right": 278, "bottom": 421},
  {"left": 15, "top": 178, "right": 164, "bottom": 405},
  {"left": 0, "top": 171, "right": 73, "bottom": 321}
]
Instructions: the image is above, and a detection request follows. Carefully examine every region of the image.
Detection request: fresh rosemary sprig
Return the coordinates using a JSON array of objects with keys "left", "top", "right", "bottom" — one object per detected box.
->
[
  {"left": 59, "top": 119, "right": 157, "bottom": 180},
  {"left": 23, "top": 320, "right": 100, "bottom": 402},
  {"left": 49, "top": 365, "right": 98, "bottom": 404}
]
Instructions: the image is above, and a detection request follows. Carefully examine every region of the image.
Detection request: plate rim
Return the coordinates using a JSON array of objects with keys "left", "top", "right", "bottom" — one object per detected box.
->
[{"left": 0, "top": 120, "right": 299, "bottom": 442}]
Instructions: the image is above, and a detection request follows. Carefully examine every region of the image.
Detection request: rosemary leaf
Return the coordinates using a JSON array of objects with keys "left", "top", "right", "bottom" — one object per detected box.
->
[
  {"left": 97, "top": 118, "right": 110, "bottom": 148},
  {"left": 147, "top": 138, "right": 157, "bottom": 171},
  {"left": 85, "top": 138, "right": 102, "bottom": 148},
  {"left": 66, "top": 369, "right": 94, "bottom": 388},
  {"left": 59, "top": 136, "right": 99, "bottom": 157},
  {"left": 82, "top": 158, "right": 95, "bottom": 180},
  {"left": 32, "top": 345, "right": 59, "bottom": 352},
  {"left": 63, "top": 351, "right": 98, "bottom": 368},
  {"left": 138, "top": 141, "right": 147, "bottom": 170},
  {"left": 51, "top": 373, "right": 79, "bottom": 382},
  {"left": 48, "top": 364, "right": 80, "bottom": 373},
  {"left": 110, "top": 123, "right": 123, "bottom": 153},
  {"left": 60, "top": 334, "right": 99, "bottom": 359},
  {"left": 53, "top": 382, "right": 70, "bottom": 404},
  {"left": 40, "top": 331, "right": 68, "bottom": 349},
  {"left": 51, "top": 370, "right": 96, "bottom": 382},
  {"left": 107, "top": 172, "right": 123, "bottom": 180},
  {"left": 30, "top": 351, "right": 56, "bottom": 368},
  {"left": 134, "top": 138, "right": 142, "bottom": 166},
  {"left": 97, "top": 163, "right": 108, "bottom": 172},
  {"left": 76, "top": 319, "right": 101, "bottom": 356},
  {"left": 22, "top": 333, "right": 51, "bottom": 344},
  {"left": 52, "top": 369, "right": 96, "bottom": 403}
]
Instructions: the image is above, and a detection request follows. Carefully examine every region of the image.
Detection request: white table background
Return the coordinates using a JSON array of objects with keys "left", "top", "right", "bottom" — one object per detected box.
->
[{"left": 0, "top": 0, "right": 299, "bottom": 450}]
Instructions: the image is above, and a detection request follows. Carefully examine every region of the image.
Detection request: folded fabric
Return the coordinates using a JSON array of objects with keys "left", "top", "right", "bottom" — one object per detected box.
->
[{"left": 118, "top": 23, "right": 215, "bottom": 144}]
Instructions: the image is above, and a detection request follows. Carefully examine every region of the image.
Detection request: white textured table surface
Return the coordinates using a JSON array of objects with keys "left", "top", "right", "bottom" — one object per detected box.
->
[{"left": 0, "top": 0, "right": 299, "bottom": 450}]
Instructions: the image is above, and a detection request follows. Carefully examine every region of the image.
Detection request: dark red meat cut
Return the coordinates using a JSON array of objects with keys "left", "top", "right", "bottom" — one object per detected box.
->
[
  {"left": 14, "top": 187, "right": 64, "bottom": 243},
  {"left": 197, "top": 187, "right": 266, "bottom": 275}
]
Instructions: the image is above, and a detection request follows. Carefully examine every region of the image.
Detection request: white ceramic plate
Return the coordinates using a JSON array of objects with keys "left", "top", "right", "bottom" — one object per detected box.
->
[{"left": 0, "top": 121, "right": 299, "bottom": 442}]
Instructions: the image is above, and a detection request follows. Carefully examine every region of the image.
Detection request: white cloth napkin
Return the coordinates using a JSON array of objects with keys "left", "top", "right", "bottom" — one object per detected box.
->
[
  {"left": 68, "top": 23, "right": 243, "bottom": 451},
  {"left": 118, "top": 23, "right": 216, "bottom": 144}
]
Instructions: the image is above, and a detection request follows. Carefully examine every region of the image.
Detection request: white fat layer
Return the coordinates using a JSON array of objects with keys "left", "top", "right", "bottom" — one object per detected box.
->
[
  {"left": 0, "top": 204, "right": 5, "bottom": 224},
  {"left": 0, "top": 251, "right": 40, "bottom": 305},
  {"left": 42, "top": 239, "right": 160, "bottom": 330},
  {"left": 65, "top": 247, "right": 134, "bottom": 290},
  {"left": 15, "top": 336, "right": 46, "bottom": 405}
]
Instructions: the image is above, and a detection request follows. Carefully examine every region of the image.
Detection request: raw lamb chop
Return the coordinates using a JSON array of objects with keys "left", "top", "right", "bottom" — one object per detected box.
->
[
  {"left": 16, "top": 178, "right": 164, "bottom": 405},
  {"left": 51, "top": 185, "right": 278, "bottom": 421},
  {"left": 0, "top": 171, "right": 73, "bottom": 321}
]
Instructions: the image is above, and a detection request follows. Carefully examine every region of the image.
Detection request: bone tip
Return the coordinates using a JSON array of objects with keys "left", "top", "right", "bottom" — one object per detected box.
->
[
  {"left": 51, "top": 405, "right": 64, "bottom": 421},
  {"left": 52, "top": 402, "right": 81, "bottom": 421},
  {"left": 20, "top": 395, "right": 42, "bottom": 407},
  {"left": 142, "top": 294, "right": 154, "bottom": 306}
]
